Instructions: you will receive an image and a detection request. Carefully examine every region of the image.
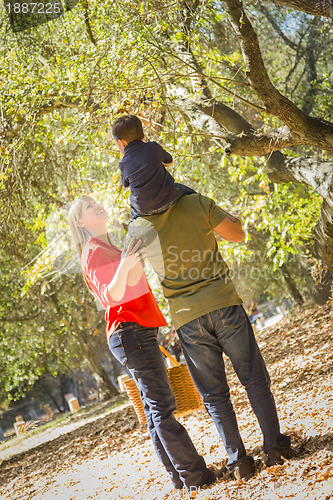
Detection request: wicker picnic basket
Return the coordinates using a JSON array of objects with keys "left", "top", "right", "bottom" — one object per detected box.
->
[{"left": 123, "top": 346, "right": 204, "bottom": 425}]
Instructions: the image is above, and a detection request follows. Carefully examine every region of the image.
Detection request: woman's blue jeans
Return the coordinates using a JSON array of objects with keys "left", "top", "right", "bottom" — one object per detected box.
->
[
  {"left": 177, "top": 305, "right": 290, "bottom": 468},
  {"left": 108, "top": 322, "right": 212, "bottom": 489}
]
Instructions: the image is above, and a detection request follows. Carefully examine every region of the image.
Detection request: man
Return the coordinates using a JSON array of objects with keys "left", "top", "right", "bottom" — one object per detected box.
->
[{"left": 129, "top": 193, "right": 293, "bottom": 480}]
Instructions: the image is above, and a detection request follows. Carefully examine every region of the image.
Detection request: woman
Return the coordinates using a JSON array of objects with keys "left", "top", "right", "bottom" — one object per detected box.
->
[{"left": 68, "top": 195, "right": 219, "bottom": 491}]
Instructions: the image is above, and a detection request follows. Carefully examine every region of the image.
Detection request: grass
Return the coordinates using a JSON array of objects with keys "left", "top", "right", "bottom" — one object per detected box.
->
[{"left": 0, "top": 394, "right": 129, "bottom": 457}]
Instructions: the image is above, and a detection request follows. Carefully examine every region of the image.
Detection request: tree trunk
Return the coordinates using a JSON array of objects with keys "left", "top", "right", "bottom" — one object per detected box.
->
[
  {"left": 280, "top": 263, "right": 305, "bottom": 304},
  {"left": 296, "top": 255, "right": 332, "bottom": 305},
  {"left": 271, "top": 0, "right": 333, "bottom": 19},
  {"left": 42, "top": 384, "right": 64, "bottom": 413},
  {"left": 76, "top": 334, "right": 119, "bottom": 399},
  {"left": 313, "top": 200, "right": 333, "bottom": 271}
]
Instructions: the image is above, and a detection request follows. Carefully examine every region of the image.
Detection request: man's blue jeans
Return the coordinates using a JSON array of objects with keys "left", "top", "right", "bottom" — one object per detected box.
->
[
  {"left": 108, "top": 322, "right": 213, "bottom": 489},
  {"left": 177, "top": 305, "right": 290, "bottom": 468}
]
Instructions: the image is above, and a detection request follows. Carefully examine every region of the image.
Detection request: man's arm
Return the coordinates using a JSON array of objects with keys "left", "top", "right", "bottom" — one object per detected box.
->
[{"left": 213, "top": 210, "right": 244, "bottom": 243}]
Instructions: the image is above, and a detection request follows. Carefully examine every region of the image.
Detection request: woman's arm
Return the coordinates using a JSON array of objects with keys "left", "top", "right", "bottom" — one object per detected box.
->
[
  {"left": 106, "top": 239, "right": 146, "bottom": 302},
  {"left": 127, "top": 260, "right": 144, "bottom": 287},
  {"left": 110, "top": 223, "right": 143, "bottom": 287}
]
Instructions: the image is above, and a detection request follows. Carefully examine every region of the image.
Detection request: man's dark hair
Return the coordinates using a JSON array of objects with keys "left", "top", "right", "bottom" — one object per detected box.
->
[{"left": 112, "top": 114, "right": 144, "bottom": 143}]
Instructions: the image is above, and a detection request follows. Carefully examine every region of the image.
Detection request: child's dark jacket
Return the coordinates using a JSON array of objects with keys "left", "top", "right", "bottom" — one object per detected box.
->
[{"left": 119, "top": 139, "right": 177, "bottom": 214}]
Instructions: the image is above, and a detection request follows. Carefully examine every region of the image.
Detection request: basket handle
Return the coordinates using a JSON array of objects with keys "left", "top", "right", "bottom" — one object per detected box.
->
[{"left": 159, "top": 345, "right": 180, "bottom": 367}]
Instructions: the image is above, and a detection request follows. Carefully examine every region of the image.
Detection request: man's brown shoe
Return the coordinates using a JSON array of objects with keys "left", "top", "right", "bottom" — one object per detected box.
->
[
  {"left": 232, "top": 459, "right": 255, "bottom": 481},
  {"left": 266, "top": 445, "right": 296, "bottom": 467},
  {"left": 176, "top": 466, "right": 228, "bottom": 490},
  {"left": 200, "top": 466, "right": 229, "bottom": 487}
]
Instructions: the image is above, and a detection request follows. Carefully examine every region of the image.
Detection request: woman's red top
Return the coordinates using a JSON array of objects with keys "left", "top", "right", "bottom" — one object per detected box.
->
[{"left": 81, "top": 237, "right": 167, "bottom": 340}]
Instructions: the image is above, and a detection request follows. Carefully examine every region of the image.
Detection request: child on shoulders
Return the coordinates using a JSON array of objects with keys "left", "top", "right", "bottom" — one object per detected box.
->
[{"left": 112, "top": 114, "right": 195, "bottom": 219}]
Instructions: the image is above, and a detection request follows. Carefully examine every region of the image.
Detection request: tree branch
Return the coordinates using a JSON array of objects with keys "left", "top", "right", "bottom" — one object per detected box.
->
[
  {"left": 2, "top": 96, "right": 98, "bottom": 140},
  {"left": 82, "top": 0, "right": 97, "bottom": 46},
  {"left": 271, "top": 0, "right": 333, "bottom": 19},
  {"left": 0, "top": 310, "right": 41, "bottom": 323},
  {"left": 202, "top": 101, "right": 254, "bottom": 134},
  {"left": 167, "top": 84, "right": 233, "bottom": 146},
  {"left": 257, "top": 4, "right": 298, "bottom": 50},
  {"left": 171, "top": 43, "right": 255, "bottom": 134},
  {"left": 140, "top": 32, "right": 266, "bottom": 112},
  {"left": 266, "top": 153, "right": 333, "bottom": 201},
  {"left": 223, "top": 0, "right": 333, "bottom": 153},
  {"left": 225, "top": 130, "right": 304, "bottom": 156},
  {"left": 167, "top": 86, "right": 309, "bottom": 155}
]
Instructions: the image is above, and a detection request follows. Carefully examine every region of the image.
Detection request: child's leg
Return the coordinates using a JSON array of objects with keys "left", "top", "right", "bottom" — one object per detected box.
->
[
  {"left": 131, "top": 184, "right": 196, "bottom": 219},
  {"left": 130, "top": 207, "right": 139, "bottom": 222}
]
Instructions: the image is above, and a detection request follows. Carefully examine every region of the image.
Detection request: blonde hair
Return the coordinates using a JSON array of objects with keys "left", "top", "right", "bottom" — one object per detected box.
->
[
  {"left": 68, "top": 195, "right": 96, "bottom": 293},
  {"left": 68, "top": 196, "right": 95, "bottom": 256}
]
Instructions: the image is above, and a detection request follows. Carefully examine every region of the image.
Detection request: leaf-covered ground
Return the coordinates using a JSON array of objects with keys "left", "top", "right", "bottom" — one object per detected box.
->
[{"left": 1, "top": 302, "right": 332, "bottom": 500}]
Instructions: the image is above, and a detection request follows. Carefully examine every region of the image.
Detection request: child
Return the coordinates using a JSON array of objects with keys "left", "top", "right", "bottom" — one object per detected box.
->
[{"left": 112, "top": 114, "right": 195, "bottom": 218}]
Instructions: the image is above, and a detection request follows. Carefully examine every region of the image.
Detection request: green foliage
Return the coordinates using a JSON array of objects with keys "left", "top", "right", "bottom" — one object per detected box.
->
[{"left": 0, "top": 0, "right": 330, "bottom": 402}]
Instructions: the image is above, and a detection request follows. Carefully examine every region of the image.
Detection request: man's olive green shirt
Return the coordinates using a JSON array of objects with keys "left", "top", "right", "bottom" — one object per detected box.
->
[{"left": 129, "top": 194, "right": 242, "bottom": 330}]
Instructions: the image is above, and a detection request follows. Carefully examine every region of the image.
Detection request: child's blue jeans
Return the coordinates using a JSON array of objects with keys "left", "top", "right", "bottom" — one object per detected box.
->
[{"left": 131, "top": 183, "right": 195, "bottom": 220}]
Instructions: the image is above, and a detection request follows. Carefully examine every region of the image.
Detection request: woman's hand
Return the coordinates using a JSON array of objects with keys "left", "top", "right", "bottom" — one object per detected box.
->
[
  {"left": 120, "top": 238, "right": 146, "bottom": 273},
  {"left": 105, "top": 238, "right": 146, "bottom": 303}
]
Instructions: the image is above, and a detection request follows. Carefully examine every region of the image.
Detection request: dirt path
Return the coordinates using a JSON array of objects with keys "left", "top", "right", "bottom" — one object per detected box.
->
[
  {"left": 0, "top": 399, "right": 130, "bottom": 462},
  {"left": 0, "top": 302, "right": 332, "bottom": 500}
]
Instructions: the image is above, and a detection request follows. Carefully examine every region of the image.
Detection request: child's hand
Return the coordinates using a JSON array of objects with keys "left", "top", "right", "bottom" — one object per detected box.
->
[
  {"left": 163, "top": 161, "right": 173, "bottom": 168},
  {"left": 120, "top": 238, "right": 146, "bottom": 272}
]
